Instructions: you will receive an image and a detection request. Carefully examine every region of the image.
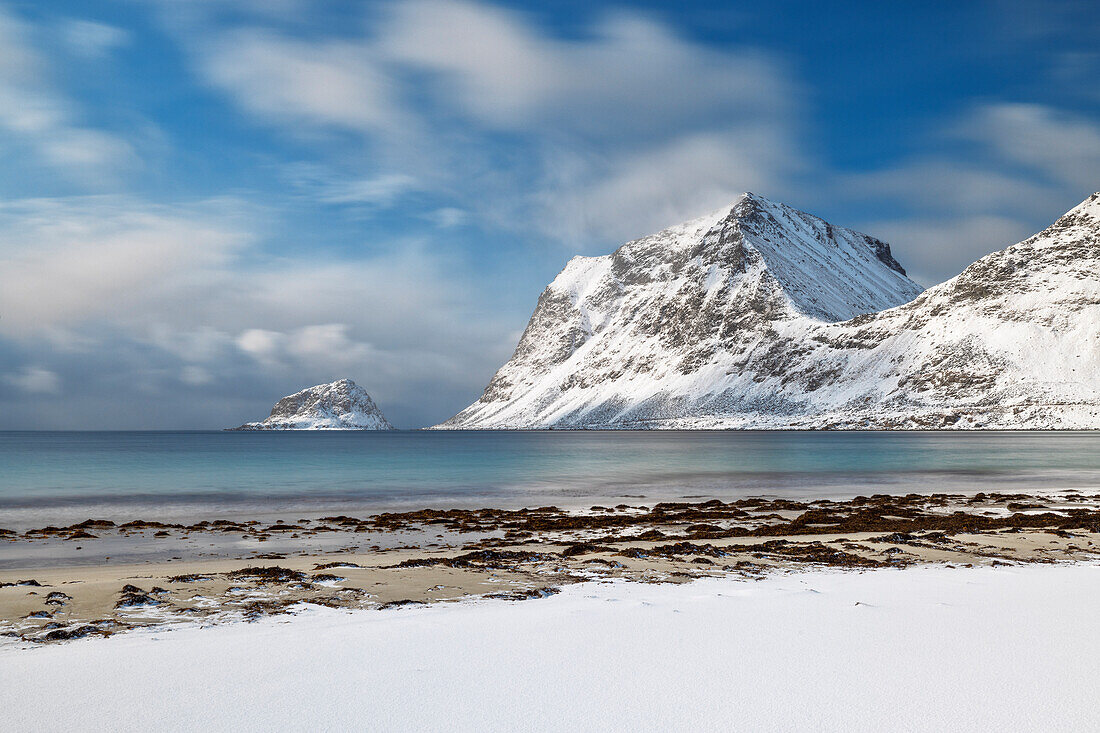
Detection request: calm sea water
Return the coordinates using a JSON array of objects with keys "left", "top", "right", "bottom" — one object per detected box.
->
[{"left": 1, "top": 431, "right": 1099, "bottom": 526}]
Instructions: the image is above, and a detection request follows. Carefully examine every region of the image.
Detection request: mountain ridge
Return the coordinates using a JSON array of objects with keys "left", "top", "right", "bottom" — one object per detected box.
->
[{"left": 435, "top": 192, "right": 1100, "bottom": 430}]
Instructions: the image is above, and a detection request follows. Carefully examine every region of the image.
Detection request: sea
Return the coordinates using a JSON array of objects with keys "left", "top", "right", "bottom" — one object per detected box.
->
[{"left": 2, "top": 430, "right": 1099, "bottom": 528}]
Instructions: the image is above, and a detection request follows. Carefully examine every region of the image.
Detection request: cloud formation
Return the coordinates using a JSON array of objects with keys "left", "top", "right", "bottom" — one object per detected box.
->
[
  {"left": 0, "top": 197, "right": 247, "bottom": 336},
  {"left": 0, "top": 195, "right": 512, "bottom": 427},
  {"left": 845, "top": 102, "right": 1100, "bottom": 284},
  {"left": 184, "top": 0, "right": 800, "bottom": 245},
  {"left": 972, "top": 103, "right": 1100, "bottom": 192},
  {"left": 178, "top": 0, "right": 1097, "bottom": 275},
  {"left": 0, "top": 8, "right": 136, "bottom": 180},
  {"left": 60, "top": 18, "right": 128, "bottom": 59}
]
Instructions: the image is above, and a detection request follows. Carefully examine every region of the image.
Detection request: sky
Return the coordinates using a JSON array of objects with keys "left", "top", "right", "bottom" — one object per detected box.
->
[{"left": 0, "top": 0, "right": 1097, "bottom": 429}]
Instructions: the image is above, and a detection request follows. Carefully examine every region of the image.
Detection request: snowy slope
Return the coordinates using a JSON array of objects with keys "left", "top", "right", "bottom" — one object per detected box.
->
[
  {"left": 230, "top": 379, "right": 394, "bottom": 430},
  {"left": 437, "top": 192, "right": 1100, "bottom": 429}
]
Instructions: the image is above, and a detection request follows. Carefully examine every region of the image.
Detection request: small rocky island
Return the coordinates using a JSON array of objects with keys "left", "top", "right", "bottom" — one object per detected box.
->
[{"left": 229, "top": 378, "right": 394, "bottom": 430}]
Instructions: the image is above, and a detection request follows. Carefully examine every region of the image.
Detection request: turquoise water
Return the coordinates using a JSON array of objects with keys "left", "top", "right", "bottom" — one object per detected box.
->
[{"left": 2, "top": 431, "right": 1099, "bottom": 524}]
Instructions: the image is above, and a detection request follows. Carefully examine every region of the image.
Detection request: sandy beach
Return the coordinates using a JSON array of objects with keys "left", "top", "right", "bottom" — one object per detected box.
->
[{"left": 3, "top": 489, "right": 1098, "bottom": 645}]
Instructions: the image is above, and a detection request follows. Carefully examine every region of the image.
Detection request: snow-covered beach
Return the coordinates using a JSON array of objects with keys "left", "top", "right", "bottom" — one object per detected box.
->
[{"left": 3, "top": 562, "right": 1097, "bottom": 732}]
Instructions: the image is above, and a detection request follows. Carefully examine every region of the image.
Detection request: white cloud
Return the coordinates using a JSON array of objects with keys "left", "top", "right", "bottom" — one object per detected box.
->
[
  {"left": 196, "top": 29, "right": 405, "bottom": 137},
  {"left": 317, "top": 175, "right": 418, "bottom": 205},
  {"left": 180, "top": 0, "right": 800, "bottom": 246},
  {"left": 845, "top": 104, "right": 1100, "bottom": 220},
  {"left": 0, "top": 196, "right": 489, "bottom": 348},
  {"left": 382, "top": 2, "right": 791, "bottom": 136},
  {"left": 844, "top": 159, "right": 1064, "bottom": 218},
  {"left": 187, "top": 2, "right": 1100, "bottom": 287},
  {"left": 60, "top": 19, "right": 129, "bottom": 59},
  {"left": 236, "top": 328, "right": 284, "bottom": 363},
  {"left": 236, "top": 323, "right": 375, "bottom": 375},
  {"left": 285, "top": 323, "right": 373, "bottom": 362},
  {"left": 0, "top": 195, "right": 514, "bottom": 426},
  {"left": 39, "top": 127, "right": 139, "bottom": 170},
  {"left": 0, "top": 7, "right": 137, "bottom": 179},
  {"left": 537, "top": 127, "right": 798, "bottom": 245},
  {"left": 0, "top": 197, "right": 248, "bottom": 336},
  {"left": 4, "top": 366, "right": 60, "bottom": 394},
  {"left": 966, "top": 103, "right": 1100, "bottom": 192},
  {"left": 282, "top": 164, "right": 420, "bottom": 206},
  {"left": 426, "top": 207, "right": 468, "bottom": 228},
  {"left": 842, "top": 102, "right": 1100, "bottom": 285}
]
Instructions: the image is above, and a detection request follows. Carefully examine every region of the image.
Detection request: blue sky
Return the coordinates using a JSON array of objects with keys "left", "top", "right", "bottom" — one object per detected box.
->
[{"left": 0, "top": 0, "right": 1097, "bottom": 428}]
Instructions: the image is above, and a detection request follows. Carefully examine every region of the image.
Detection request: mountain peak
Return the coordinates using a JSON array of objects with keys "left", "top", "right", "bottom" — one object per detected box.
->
[
  {"left": 717, "top": 195, "right": 921, "bottom": 320},
  {"left": 437, "top": 192, "right": 1100, "bottom": 431},
  {"left": 732, "top": 190, "right": 773, "bottom": 210},
  {"left": 686, "top": 192, "right": 910, "bottom": 275},
  {"left": 437, "top": 197, "right": 926, "bottom": 428},
  {"left": 229, "top": 379, "right": 394, "bottom": 430},
  {"left": 563, "top": 195, "right": 923, "bottom": 324}
]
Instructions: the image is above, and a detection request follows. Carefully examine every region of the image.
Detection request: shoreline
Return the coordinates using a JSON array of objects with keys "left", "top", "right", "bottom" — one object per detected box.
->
[
  {"left": 6, "top": 431, "right": 1100, "bottom": 532},
  {"left": 3, "top": 488, "right": 1099, "bottom": 645}
]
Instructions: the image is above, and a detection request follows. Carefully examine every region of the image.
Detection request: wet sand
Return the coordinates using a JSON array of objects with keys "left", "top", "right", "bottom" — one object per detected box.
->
[{"left": 3, "top": 489, "right": 1099, "bottom": 645}]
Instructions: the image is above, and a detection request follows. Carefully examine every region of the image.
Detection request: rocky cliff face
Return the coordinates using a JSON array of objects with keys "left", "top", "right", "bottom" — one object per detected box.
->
[
  {"left": 231, "top": 379, "right": 394, "bottom": 430},
  {"left": 436, "top": 192, "right": 1100, "bottom": 429}
]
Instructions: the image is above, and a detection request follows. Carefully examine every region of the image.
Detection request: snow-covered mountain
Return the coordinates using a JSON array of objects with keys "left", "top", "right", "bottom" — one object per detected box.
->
[
  {"left": 230, "top": 379, "right": 394, "bottom": 430},
  {"left": 436, "top": 192, "right": 1100, "bottom": 430}
]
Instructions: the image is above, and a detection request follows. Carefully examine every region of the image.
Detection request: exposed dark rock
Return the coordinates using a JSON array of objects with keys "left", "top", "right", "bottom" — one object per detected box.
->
[
  {"left": 378, "top": 599, "right": 425, "bottom": 610},
  {"left": 225, "top": 566, "right": 308, "bottom": 584}
]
